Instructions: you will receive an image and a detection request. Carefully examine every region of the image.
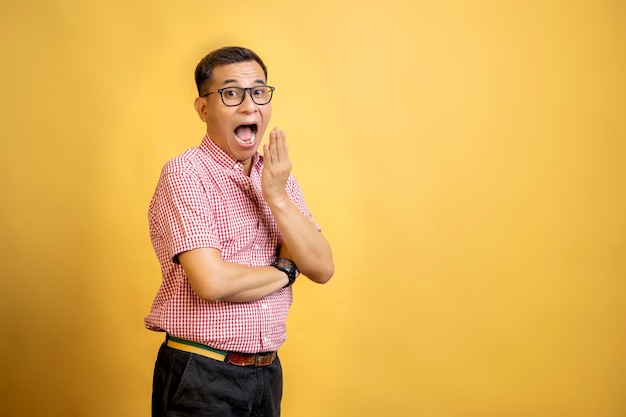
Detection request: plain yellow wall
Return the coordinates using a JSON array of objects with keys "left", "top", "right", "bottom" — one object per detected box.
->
[{"left": 1, "top": 1, "right": 624, "bottom": 416}]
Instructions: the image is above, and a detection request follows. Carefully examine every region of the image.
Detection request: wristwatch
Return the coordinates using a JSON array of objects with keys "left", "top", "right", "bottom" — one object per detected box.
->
[{"left": 272, "top": 258, "right": 299, "bottom": 288}]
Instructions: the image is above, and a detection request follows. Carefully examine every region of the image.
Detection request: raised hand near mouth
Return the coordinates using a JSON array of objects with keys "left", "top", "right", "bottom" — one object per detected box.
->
[
  {"left": 262, "top": 127, "right": 293, "bottom": 205},
  {"left": 261, "top": 125, "right": 334, "bottom": 284}
]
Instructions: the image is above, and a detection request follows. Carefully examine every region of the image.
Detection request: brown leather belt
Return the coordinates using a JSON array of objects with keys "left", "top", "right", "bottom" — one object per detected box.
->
[{"left": 165, "top": 335, "right": 277, "bottom": 367}]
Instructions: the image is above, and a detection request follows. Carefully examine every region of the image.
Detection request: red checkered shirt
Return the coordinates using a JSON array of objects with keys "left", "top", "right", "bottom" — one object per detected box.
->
[{"left": 145, "top": 135, "right": 319, "bottom": 353}]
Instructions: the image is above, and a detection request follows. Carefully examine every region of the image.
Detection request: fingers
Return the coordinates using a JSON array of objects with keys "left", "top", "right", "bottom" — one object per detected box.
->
[
  {"left": 267, "top": 127, "right": 288, "bottom": 163},
  {"left": 269, "top": 126, "right": 284, "bottom": 142},
  {"left": 262, "top": 127, "right": 292, "bottom": 202}
]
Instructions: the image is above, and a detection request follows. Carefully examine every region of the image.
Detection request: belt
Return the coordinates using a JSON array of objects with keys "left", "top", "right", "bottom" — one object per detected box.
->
[{"left": 165, "top": 335, "right": 277, "bottom": 367}]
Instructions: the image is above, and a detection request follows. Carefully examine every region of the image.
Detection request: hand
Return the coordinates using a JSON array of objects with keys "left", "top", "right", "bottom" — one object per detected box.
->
[{"left": 262, "top": 127, "right": 292, "bottom": 204}]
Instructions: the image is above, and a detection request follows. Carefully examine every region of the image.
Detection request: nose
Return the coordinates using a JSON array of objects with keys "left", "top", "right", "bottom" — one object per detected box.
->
[{"left": 239, "top": 89, "right": 257, "bottom": 112}]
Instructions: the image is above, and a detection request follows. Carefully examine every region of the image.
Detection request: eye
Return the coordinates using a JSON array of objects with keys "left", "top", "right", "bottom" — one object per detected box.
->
[
  {"left": 252, "top": 87, "right": 266, "bottom": 96},
  {"left": 223, "top": 88, "right": 242, "bottom": 98}
]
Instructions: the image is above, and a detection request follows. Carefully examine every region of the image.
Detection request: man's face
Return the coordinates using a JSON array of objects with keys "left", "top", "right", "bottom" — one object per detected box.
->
[{"left": 195, "top": 61, "right": 272, "bottom": 168}]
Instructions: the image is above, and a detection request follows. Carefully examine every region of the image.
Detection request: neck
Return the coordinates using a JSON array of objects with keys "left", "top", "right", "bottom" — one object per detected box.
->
[{"left": 240, "top": 158, "right": 252, "bottom": 176}]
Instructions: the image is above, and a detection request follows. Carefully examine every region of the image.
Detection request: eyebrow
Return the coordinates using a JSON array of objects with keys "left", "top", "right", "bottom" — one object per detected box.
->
[{"left": 221, "top": 78, "right": 267, "bottom": 86}]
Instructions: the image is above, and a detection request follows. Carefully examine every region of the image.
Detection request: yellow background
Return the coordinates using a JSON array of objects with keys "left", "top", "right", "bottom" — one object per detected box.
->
[{"left": 1, "top": 1, "right": 624, "bottom": 416}]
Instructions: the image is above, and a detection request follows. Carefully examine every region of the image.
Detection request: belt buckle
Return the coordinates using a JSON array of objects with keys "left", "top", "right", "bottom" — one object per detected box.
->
[
  {"left": 226, "top": 351, "right": 275, "bottom": 367},
  {"left": 226, "top": 352, "right": 254, "bottom": 367}
]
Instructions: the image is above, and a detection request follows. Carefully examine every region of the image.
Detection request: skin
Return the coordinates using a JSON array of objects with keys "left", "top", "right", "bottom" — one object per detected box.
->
[
  {"left": 194, "top": 61, "right": 272, "bottom": 176},
  {"left": 179, "top": 61, "right": 334, "bottom": 303}
]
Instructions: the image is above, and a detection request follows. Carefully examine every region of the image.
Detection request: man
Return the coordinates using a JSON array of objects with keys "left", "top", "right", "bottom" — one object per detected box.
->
[{"left": 145, "top": 46, "right": 334, "bottom": 417}]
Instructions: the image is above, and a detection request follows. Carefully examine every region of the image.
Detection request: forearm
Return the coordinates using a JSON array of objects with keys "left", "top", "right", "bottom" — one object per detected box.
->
[
  {"left": 219, "top": 274, "right": 287, "bottom": 302},
  {"left": 269, "top": 196, "right": 334, "bottom": 283},
  {"left": 178, "top": 248, "right": 289, "bottom": 302},
  {"left": 261, "top": 127, "right": 334, "bottom": 283}
]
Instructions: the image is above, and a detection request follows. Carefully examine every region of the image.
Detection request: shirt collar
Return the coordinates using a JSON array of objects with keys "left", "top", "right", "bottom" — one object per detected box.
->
[{"left": 200, "top": 134, "right": 263, "bottom": 172}]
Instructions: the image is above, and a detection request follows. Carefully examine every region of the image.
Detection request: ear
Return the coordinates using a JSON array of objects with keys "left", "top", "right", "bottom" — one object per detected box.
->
[{"left": 194, "top": 96, "right": 208, "bottom": 122}]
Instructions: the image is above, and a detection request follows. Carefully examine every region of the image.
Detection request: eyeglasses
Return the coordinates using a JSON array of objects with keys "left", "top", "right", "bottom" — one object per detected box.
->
[{"left": 202, "top": 86, "right": 275, "bottom": 107}]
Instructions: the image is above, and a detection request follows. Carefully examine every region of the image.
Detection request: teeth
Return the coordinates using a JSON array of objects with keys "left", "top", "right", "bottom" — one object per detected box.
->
[{"left": 235, "top": 131, "right": 256, "bottom": 145}]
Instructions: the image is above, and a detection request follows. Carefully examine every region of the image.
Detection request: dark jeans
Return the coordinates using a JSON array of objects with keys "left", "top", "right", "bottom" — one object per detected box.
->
[{"left": 152, "top": 343, "right": 283, "bottom": 417}]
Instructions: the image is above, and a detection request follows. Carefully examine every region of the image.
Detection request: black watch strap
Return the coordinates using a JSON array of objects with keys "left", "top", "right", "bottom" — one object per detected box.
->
[{"left": 272, "top": 258, "right": 299, "bottom": 288}]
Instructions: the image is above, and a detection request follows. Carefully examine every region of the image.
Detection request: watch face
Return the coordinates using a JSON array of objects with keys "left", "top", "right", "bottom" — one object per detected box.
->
[
  {"left": 274, "top": 258, "right": 298, "bottom": 284},
  {"left": 277, "top": 258, "right": 292, "bottom": 268}
]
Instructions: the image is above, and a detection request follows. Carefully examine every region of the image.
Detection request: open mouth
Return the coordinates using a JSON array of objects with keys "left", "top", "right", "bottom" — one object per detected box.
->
[{"left": 234, "top": 124, "right": 258, "bottom": 146}]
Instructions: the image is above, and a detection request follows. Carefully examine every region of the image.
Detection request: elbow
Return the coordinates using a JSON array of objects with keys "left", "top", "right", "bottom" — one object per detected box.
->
[
  {"left": 304, "top": 262, "right": 334, "bottom": 285},
  {"left": 315, "top": 272, "right": 333, "bottom": 285},
  {"left": 289, "top": 242, "right": 334, "bottom": 284},
  {"left": 178, "top": 248, "right": 232, "bottom": 302},
  {"left": 190, "top": 281, "right": 223, "bottom": 302},
  {"left": 200, "top": 290, "right": 223, "bottom": 303},
  {"left": 187, "top": 273, "right": 227, "bottom": 302}
]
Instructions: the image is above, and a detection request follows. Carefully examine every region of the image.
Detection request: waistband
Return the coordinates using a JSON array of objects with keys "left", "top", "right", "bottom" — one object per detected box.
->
[{"left": 165, "top": 335, "right": 277, "bottom": 367}]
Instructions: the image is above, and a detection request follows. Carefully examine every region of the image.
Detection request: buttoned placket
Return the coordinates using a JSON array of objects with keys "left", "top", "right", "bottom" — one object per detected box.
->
[
  {"left": 232, "top": 159, "right": 276, "bottom": 351},
  {"left": 232, "top": 162, "right": 262, "bottom": 265}
]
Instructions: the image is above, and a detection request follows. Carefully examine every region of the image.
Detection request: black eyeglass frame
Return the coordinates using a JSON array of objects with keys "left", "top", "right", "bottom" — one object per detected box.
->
[{"left": 202, "top": 86, "right": 276, "bottom": 107}]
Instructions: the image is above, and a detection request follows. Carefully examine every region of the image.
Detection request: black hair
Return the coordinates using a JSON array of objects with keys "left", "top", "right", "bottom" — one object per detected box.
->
[{"left": 194, "top": 46, "right": 268, "bottom": 96}]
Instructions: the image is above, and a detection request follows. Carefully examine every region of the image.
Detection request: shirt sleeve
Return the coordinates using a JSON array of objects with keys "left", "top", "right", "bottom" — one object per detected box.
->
[{"left": 150, "top": 157, "right": 221, "bottom": 263}]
